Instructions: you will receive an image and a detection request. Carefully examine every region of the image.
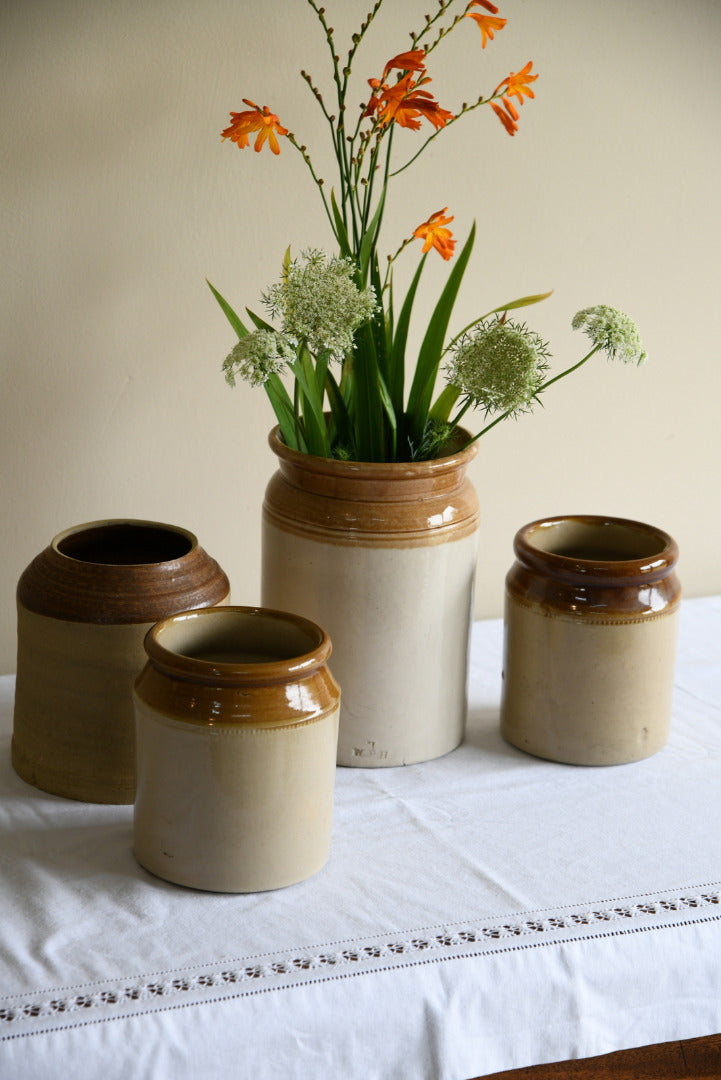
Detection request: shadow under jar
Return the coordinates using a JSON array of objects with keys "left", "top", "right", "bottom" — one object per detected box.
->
[
  {"left": 133, "top": 606, "right": 340, "bottom": 893},
  {"left": 500, "top": 515, "right": 681, "bottom": 766},
  {"left": 13, "top": 519, "right": 230, "bottom": 803}
]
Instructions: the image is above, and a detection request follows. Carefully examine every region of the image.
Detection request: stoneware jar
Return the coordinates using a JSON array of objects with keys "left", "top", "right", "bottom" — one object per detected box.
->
[
  {"left": 13, "top": 519, "right": 230, "bottom": 803},
  {"left": 261, "top": 427, "right": 480, "bottom": 768},
  {"left": 500, "top": 515, "right": 681, "bottom": 766},
  {"left": 133, "top": 606, "right": 340, "bottom": 893}
]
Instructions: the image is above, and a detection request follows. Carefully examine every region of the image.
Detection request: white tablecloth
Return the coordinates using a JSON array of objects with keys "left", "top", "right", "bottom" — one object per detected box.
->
[{"left": 1, "top": 597, "right": 720, "bottom": 1080}]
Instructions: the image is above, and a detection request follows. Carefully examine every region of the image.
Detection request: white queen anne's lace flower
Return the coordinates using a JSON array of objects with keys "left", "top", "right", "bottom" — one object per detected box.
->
[
  {"left": 571, "top": 305, "right": 646, "bottom": 364},
  {"left": 222, "top": 329, "right": 296, "bottom": 387},
  {"left": 263, "top": 250, "right": 376, "bottom": 360},
  {"left": 445, "top": 316, "right": 551, "bottom": 417}
]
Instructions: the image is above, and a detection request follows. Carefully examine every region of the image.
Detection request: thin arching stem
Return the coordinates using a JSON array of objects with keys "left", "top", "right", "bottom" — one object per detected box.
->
[{"left": 285, "top": 134, "right": 336, "bottom": 239}]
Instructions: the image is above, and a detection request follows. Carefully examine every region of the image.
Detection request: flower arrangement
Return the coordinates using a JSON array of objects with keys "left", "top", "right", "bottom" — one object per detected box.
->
[{"left": 210, "top": 1, "right": 645, "bottom": 462}]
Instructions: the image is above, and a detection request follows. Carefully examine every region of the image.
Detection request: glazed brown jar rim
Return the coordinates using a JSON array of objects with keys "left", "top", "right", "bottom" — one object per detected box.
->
[
  {"left": 143, "top": 605, "right": 333, "bottom": 688},
  {"left": 268, "top": 425, "right": 478, "bottom": 502},
  {"left": 17, "top": 519, "right": 230, "bottom": 623},
  {"left": 514, "top": 515, "right": 679, "bottom": 586}
]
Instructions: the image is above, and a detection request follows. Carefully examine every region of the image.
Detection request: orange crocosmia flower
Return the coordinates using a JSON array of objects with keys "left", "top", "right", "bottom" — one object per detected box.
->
[
  {"left": 382, "top": 49, "right": 426, "bottom": 78},
  {"left": 363, "top": 79, "right": 384, "bottom": 119},
  {"left": 414, "top": 208, "right": 456, "bottom": 261},
  {"left": 465, "top": 4, "right": 507, "bottom": 49},
  {"left": 221, "top": 99, "right": 289, "bottom": 155},
  {"left": 491, "top": 99, "right": 518, "bottom": 136},
  {"left": 496, "top": 61, "right": 538, "bottom": 105},
  {"left": 374, "top": 73, "right": 454, "bottom": 131}
]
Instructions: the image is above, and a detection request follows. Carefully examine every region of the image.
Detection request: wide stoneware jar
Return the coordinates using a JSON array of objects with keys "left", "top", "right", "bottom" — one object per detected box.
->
[
  {"left": 262, "top": 427, "right": 479, "bottom": 768},
  {"left": 500, "top": 515, "right": 681, "bottom": 766},
  {"left": 133, "top": 606, "right": 340, "bottom": 893},
  {"left": 13, "top": 519, "right": 230, "bottom": 803}
]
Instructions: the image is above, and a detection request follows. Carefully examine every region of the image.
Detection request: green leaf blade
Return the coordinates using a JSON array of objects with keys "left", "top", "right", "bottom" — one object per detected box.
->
[
  {"left": 207, "top": 280, "right": 249, "bottom": 340},
  {"left": 406, "top": 223, "right": 476, "bottom": 441}
]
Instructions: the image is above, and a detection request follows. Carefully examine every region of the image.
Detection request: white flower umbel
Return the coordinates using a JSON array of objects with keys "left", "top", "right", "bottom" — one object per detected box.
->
[
  {"left": 435, "top": 303, "right": 647, "bottom": 451},
  {"left": 446, "top": 316, "right": 551, "bottom": 418},
  {"left": 223, "top": 329, "right": 296, "bottom": 387},
  {"left": 263, "top": 250, "right": 376, "bottom": 360},
  {"left": 571, "top": 305, "right": 647, "bottom": 364}
]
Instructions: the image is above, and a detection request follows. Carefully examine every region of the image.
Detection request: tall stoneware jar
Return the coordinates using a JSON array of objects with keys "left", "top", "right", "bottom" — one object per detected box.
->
[
  {"left": 500, "top": 515, "right": 681, "bottom": 766},
  {"left": 13, "top": 520, "right": 230, "bottom": 803},
  {"left": 262, "top": 427, "right": 479, "bottom": 767},
  {"left": 133, "top": 606, "right": 340, "bottom": 892}
]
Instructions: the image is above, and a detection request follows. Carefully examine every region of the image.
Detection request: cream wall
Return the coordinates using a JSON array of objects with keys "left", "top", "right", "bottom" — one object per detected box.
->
[{"left": 2, "top": 0, "right": 720, "bottom": 673}]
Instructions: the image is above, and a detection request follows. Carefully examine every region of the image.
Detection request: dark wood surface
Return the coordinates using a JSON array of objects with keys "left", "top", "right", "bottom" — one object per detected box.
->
[{"left": 473, "top": 1033, "right": 721, "bottom": 1079}]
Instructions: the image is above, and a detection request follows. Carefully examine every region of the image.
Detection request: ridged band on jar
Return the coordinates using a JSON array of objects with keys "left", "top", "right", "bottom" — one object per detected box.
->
[
  {"left": 17, "top": 519, "right": 230, "bottom": 623},
  {"left": 505, "top": 515, "right": 681, "bottom": 621},
  {"left": 263, "top": 428, "right": 479, "bottom": 547},
  {"left": 134, "top": 606, "right": 340, "bottom": 728}
]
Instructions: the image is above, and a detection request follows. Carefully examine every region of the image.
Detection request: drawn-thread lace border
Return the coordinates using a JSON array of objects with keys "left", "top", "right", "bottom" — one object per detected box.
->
[{"left": 2, "top": 885, "right": 719, "bottom": 1039}]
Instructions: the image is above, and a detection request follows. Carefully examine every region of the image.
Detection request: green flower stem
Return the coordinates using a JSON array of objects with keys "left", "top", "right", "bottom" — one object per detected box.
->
[
  {"left": 306, "top": 0, "right": 358, "bottom": 240},
  {"left": 285, "top": 134, "right": 337, "bottom": 241},
  {"left": 467, "top": 407, "right": 513, "bottom": 443},
  {"left": 389, "top": 92, "right": 503, "bottom": 180},
  {"left": 536, "top": 343, "right": 602, "bottom": 393},
  {"left": 412, "top": 0, "right": 459, "bottom": 52},
  {"left": 361, "top": 128, "right": 393, "bottom": 250},
  {"left": 352, "top": 123, "right": 384, "bottom": 208},
  {"left": 383, "top": 235, "right": 414, "bottom": 292},
  {"left": 341, "top": 0, "right": 385, "bottom": 99},
  {"left": 448, "top": 396, "right": 473, "bottom": 430},
  {"left": 307, "top": 0, "right": 343, "bottom": 100}
]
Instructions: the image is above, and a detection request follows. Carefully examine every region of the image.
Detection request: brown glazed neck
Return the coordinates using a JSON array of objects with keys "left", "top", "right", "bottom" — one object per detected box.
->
[
  {"left": 143, "top": 606, "right": 332, "bottom": 688},
  {"left": 135, "top": 606, "right": 340, "bottom": 728},
  {"left": 265, "top": 426, "right": 480, "bottom": 545},
  {"left": 268, "top": 426, "right": 478, "bottom": 502},
  {"left": 17, "top": 519, "right": 230, "bottom": 624},
  {"left": 507, "top": 515, "right": 681, "bottom": 617}
]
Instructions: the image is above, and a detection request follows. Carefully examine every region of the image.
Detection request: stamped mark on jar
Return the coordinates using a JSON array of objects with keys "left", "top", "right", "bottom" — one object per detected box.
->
[{"left": 352, "top": 741, "right": 389, "bottom": 760}]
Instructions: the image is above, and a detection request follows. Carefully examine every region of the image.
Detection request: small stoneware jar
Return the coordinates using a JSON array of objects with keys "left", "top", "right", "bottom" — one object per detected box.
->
[
  {"left": 500, "top": 515, "right": 681, "bottom": 766},
  {"left": 13, "top": 520, "right": 230, "bottom": 803},
  {"left": 133, "top": 606, "right": 340, "bottom": 893}
]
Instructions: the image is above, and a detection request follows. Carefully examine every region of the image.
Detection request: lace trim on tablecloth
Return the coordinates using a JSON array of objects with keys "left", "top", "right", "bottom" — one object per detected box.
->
[{"left": 1, "top": 884, "right": 719, "bottom": 1040}]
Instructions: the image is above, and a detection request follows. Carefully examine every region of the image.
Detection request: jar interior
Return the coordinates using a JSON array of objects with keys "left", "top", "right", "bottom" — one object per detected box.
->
[
  {"left": 530, "top": 520, "right": 666, "bottom": 562},
  {"left": 57, "top": 523, "right": 192, "bottom": 565},
  {"left": 159, "top": 611, "right": 321, "bottom": 665}
]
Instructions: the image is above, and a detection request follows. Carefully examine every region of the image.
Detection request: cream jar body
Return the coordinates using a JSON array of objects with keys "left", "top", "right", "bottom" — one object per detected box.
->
[
  {"left": 133, "top": 606, "right": 340, "bottom": 892},
  {"left": 261, "top": 429, "right": 479, "bottom": 767},
  {"left": 500, "top": 516, "right": 681, "bottom": 766},
  {"left": 13, "top": 520, "right": 230, "bottom": 803}
]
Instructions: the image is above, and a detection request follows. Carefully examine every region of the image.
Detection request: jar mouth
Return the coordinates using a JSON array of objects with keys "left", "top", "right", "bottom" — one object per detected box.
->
[
  {"left": 515, "top": 515, "right": 678, "bottom": 582},
  {"left": 268, "top": 424, "right": 477, "bottom": 476},
  {"left": 54, "top": 520, "right": 195, "bottom": 566},
  {"left": 144, "top": 606, "right": 331, "bottom": 685}
]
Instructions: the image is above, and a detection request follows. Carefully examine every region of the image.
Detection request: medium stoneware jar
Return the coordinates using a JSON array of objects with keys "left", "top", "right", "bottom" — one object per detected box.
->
[
  {"left": 262, "top": 427, "right": 479, "bottom": 768},
  {"left": 500, "top": 515, "right": 681, "bottom": 766},
  {"left": 12, "top": 520, "right": 230, "bottom": 803},
  {"left": 133, "top": 606, "right": 340, "bottom": 892}
]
